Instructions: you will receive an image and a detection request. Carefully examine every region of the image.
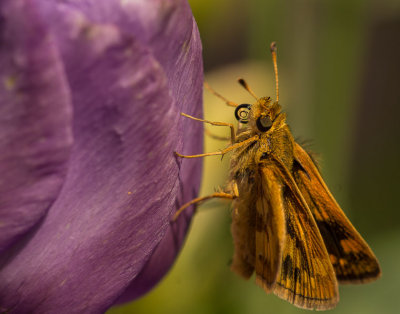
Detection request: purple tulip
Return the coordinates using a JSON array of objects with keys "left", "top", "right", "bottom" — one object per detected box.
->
[{"left": 0, "top": 0, "right": 203, "bottom": 312}]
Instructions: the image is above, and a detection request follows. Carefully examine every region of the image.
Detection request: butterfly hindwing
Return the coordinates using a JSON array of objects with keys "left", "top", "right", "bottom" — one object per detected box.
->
[
  {"left": 254, "top": 165, "right": 286, "bottom": 291},
  {"left": 231, "top": 181, "right": 257, "bottom": 279},
  {"left": 260, "top": 161, "right": 339, "bottom": 310},
  {"left": 293, "top": 142, "right": 381, "bottom": 283}
]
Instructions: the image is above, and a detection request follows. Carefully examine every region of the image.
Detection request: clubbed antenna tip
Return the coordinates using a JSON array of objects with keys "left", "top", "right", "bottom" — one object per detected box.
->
[
  {"left": 237, "top": 78, "right": 258, "bottom": 101},
  {"left": 270, "top": 41, "right": 277, "bottom": 53}
]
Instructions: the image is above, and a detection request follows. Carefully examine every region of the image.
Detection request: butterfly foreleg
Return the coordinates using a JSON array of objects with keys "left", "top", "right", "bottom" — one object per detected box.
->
[
  {"left": 174, "top": 135, "right": 259, "bottom": 159},
  {"left": 180, "top": 112, "right": 236, "bottom": 144}
]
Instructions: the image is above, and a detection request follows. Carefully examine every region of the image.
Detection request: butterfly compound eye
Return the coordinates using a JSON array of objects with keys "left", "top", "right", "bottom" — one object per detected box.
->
[
  {"left": 256, "top": 116, "right": 272, "bottom": 132},
  {"left": 235, "top": 104, "right": 252, "bottom": 124}
]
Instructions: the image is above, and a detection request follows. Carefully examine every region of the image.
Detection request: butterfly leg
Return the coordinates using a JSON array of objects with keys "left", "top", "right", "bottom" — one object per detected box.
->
[
  {"left": 175, "top": 134, "right": 259, "bottom": 159},
  {"left": 180, "top": 112, "right": 236, "bottom": 144},
  {"left": 173, "top": 191, "right": 236, "bottom": 221}
]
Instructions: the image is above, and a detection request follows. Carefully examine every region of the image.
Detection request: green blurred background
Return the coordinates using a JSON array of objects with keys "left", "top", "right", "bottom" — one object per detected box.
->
[{"left": 110, "top": 0, "right": 400, "bottom": 313}]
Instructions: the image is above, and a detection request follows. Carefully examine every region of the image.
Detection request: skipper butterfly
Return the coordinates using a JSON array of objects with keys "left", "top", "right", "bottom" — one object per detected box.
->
[{"left": 174, "top": 42, "right": 381, "bottom": 310}]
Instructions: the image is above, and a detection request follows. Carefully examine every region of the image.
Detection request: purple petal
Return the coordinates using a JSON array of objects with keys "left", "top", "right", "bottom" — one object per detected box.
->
[
  {"left": 0, "top": 0, "right": 202, "bottom": 313},
  {"left": 0, "top": 0, "right": 73, "bottom": 253}
]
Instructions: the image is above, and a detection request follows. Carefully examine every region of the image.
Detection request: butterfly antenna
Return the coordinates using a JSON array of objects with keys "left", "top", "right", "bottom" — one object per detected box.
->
[
  {"left": 270, "top": 42, "right": 279, "bottom": 103},
  {"left": 204, "top": 81, "right": 238, "bottom": 107},
  {"left": 237, "top": 78, "right": 258, "bottom": 101}
]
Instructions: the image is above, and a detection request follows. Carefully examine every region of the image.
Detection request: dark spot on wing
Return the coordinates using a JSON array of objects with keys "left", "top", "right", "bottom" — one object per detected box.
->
[
  {"left": 294, "top": 267, "right": 302, "bottom": 284},
  {"left": 255, "top": 211, "right": 267, "bottom": 232},
  {"left": 293, "top": 158, "right": 311, "bottom": 180},
  {"left": 315, "top": 219, "right": 349, "bottom": 258},
  {"left": 286, "top": 216, "right": 296, "bottom": 238},
  {"left": 282, "top": 255, "right": 293, "bottom": 279}
]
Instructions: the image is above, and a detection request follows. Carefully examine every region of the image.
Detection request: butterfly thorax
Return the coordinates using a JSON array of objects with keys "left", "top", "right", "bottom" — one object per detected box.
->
[{"left": 229, "top": 97, "right": 296, "bottom": 187}]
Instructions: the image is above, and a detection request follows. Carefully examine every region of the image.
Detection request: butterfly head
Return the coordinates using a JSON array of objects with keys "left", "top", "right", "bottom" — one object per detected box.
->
[{"left": 235, "top": 97, "right": 282, "bottom": 133}]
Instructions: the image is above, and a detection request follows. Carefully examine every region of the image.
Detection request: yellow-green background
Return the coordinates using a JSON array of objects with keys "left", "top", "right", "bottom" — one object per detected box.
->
[{"left": 110, "top": 0, "right": 400, "bottom": 313}]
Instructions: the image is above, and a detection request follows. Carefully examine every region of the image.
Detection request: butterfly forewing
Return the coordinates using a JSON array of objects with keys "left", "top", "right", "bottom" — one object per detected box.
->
[
  {"left": 293, "top": 143, "right": 381, "bottom": 283},
  {"left": 260, "top": 162, "right": 339, "bottom": 310}
]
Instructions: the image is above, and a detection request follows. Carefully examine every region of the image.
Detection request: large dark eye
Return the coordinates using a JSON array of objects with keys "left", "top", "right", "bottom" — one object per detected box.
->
[
  {"left": 234, "top": 104, "right": 252, "bottom": 124},
  {"left": 256, "top": 115, "right": 272, "bottom": 132}
]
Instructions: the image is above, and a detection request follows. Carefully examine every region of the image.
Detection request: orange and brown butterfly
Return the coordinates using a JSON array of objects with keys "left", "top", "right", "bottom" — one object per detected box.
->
[{"left": 173, "top": 42, "right": 381, "bottom": 310}]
